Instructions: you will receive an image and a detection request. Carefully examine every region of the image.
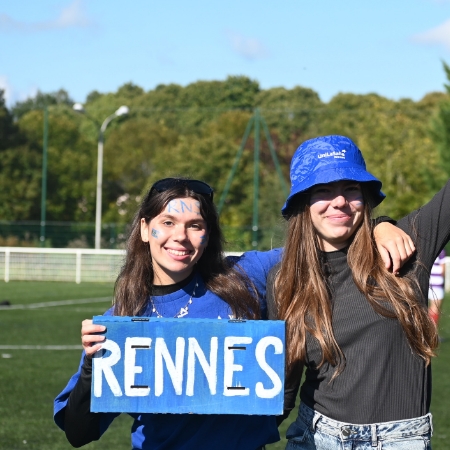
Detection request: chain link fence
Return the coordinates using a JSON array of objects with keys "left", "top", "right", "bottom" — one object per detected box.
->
[{"left": 0, "top": 220, "right": 128, "bottom": 249}]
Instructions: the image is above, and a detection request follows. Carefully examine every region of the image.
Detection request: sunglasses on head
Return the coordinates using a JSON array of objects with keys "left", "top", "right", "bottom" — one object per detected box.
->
[{"left": 149, "top": 178, "right": 214, "bottom": 201}]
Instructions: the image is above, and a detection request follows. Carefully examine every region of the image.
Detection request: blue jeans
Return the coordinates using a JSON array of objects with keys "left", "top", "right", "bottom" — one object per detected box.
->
[{"left": 286, "top": 403, "right": 433, "bottom": 449}]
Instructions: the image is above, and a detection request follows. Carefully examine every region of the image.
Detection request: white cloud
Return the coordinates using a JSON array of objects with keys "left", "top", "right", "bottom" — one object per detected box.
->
[
  {"left": 411, "top": 18, "right": 450, "bottom": 51},
  {"left": 54, "top": 0, "right": 92, "bottom": 28},
  {"left": 0, "top": 0, "right": 93, "bottom": 33},
  {"left": 225, "top": 30, "right": 269, "bottom": 61},
  {"left": 0, "top": 76, "right": 39, "bottom": 107}
]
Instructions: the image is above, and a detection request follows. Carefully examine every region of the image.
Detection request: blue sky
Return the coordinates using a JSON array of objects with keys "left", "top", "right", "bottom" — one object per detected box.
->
[{"left": 2, "top": 0, "right": 450, "bottom": 106}]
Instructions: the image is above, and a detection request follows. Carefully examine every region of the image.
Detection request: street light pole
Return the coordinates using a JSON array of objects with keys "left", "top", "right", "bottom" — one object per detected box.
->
[{"left": 73, "top": 104, "right": 129, "bottom": 249}]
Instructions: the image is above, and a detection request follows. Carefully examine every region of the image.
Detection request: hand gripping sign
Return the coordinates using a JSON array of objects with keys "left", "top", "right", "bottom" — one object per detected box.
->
[{"left": 91, "top": 317, "right": 285, "bottom": 415}]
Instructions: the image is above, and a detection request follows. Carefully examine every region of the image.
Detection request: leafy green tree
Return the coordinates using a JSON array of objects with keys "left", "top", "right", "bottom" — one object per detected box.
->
[
  {"left": 431, "top": 62, "right": 450, "bottom": 180},
  {"left": 12, "top": 89, "right": 73, "bottom": 119},
  {"left": 101, "top": 117, "right": 179, "bottom": 224},
  {"left": 0, "top": 90, "right": 22, "bottom": 151},
  {"left": 256, "top": 85, "right": 323, "bottom": 144},
  {"left": 0, "top": 143, "right": 42, "bottom": 220},
  {"left": 116, "top": 82, "right": 145, "bottom": 100},
  {"left": 1, "top": 75, "right": 447, "bottom": 250},
  {"left": 135, "top": 76, "right": 260, "bottom": 136},
  {"left": 314, "top": 93, "right": 445, "bottom": 218},
  {"left": 0, "top": 106, "right": 99, "bottom": 222}
]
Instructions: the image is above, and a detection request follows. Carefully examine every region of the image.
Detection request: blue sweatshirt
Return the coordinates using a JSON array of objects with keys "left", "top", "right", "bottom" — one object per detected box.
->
[{"left": 54, "top": 249, "right": 282, "bottom": 450}]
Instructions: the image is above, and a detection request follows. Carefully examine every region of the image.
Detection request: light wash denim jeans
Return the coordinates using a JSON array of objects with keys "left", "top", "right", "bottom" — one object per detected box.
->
[{"left": 285, "top": 403, "right": 432, "bottom": 450}]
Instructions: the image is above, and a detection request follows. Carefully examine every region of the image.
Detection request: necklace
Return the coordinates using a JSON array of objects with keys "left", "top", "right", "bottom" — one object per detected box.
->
[{"left": 150, "top": 277, "right": 198, "bottom": 318}]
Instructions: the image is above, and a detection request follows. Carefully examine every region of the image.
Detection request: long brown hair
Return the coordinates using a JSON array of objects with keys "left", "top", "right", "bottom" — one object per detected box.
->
[
  {"left": 114, "top": 181, "right": 260, "bottom": 318},
  {"left": 276, "top": 186, "right": 438, "bottom": 377}
]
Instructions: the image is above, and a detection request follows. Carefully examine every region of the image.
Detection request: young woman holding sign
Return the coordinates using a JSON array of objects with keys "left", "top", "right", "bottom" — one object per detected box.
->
[
  {"left": 54, "top": 177, "right": 412, "bottom": 450},
  {"left": 269, "top": 135, "right": 447, "bottom": 449}
]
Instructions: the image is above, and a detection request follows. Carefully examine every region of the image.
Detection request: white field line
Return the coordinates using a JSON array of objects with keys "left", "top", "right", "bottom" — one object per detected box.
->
[
  {"left": 0, "top": 297, "right": 112, "bottom": 310},
  {"left": 0, "top": 345, "right": 81, "bottom": 350},
  {"left": 0, "top": 297, "right": 110, "bottom": 351}
]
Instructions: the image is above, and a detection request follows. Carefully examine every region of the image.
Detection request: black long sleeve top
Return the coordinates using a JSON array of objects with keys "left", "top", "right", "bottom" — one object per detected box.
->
[{"left": 268, "top": 180, "right": 450, "bottom": 424}]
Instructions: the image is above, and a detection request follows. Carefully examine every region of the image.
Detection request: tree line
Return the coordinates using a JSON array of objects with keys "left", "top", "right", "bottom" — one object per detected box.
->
[{"left": 1, "top": 68, "right": 450, "bottom": 249}]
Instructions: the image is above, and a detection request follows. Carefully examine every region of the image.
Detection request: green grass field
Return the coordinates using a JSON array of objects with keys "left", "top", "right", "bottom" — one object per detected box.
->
[{"left": 0, "top": 281, "right": 448, "bottom": 449}]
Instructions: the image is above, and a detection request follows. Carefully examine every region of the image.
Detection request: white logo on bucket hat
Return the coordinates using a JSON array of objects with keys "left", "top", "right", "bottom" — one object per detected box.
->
[{"left": 318, "top": 149, "right": 347, "bottom": 159}]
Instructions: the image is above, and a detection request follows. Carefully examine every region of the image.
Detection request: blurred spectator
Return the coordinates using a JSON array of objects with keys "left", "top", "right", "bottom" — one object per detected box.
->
[{"left": 429, "top": 249, "right": 446, "bottom": 327}]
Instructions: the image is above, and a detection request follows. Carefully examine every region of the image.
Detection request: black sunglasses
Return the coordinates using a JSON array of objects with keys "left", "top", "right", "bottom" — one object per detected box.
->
[{"left": 149, "top": 178, "right": 214, "bottom": 201}]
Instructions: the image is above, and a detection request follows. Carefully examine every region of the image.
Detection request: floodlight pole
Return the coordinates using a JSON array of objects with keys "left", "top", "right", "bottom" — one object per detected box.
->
[
  {"left": 217, "top": 109, "right": 289, "bottom": 249},
  {"left": 252, "top": 109, "right": 260, "bottom": 248},
  {"left": 73, "top": 104, "right": 129, "bottom": 249},
  {"left": 40, "top": 106, "right": 49, "bottom": 247}
]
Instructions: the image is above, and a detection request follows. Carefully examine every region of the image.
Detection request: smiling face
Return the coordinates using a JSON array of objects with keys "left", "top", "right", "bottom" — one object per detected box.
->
[
  {"left": 141, "top": 197, "right": 209, "bottom": 285},
  {"left": 309, "top": 180, "right": 365, "bottom": 252}
]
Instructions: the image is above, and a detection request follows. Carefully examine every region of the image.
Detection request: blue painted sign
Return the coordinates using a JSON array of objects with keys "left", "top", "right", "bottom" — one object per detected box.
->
[{"left": 91, "top": 316, "right": 285, "bottom": 415}]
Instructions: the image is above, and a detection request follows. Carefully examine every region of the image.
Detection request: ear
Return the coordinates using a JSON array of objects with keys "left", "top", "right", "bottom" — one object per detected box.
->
[{"left": 140, "top": 218, "right": 149, "bottom": 242}]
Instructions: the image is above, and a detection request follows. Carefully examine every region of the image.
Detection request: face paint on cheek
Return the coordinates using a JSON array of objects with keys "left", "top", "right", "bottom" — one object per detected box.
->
[
  {"left": 353, "top": 196, "right": 364, "bottom": 206},
  {"left": 310, "top": 198, "right": 329, "bottom": 206},
  {"left": 200, "top": 234, "right": 207, "bottom": 246},
  {"left": 151, "top": 228, "right": 160, "bottom": 239}
]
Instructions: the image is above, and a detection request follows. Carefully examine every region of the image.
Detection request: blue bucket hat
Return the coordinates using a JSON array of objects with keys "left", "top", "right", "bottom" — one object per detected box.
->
[{"left": 282, "top": 135, "right": 385, "bottom": 216}]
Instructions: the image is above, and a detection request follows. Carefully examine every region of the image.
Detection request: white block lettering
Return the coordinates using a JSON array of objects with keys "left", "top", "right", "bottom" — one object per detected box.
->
[
  {"left": 223, "top": 336, "right": 252, "bottom": 396},
  {"left": 124, "top": 337, "right": 151, "bottom": 396},
  {"left": 186, "top": 337, "right": 218, "bottom": 396},
  {"left": 93, "top": 340, "right": 122, "bottom": 397},
  {"left": 154, "top": 337, "right": 185, "bottom": 396},
  {"left": 255, "top": 336, "right": 283, "bottom": 398}
]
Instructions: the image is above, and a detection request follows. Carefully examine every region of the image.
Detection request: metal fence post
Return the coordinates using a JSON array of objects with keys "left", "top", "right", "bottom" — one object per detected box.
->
[
  {"left": 76, "top": 250, "right": 82, "bottom": 284},
  {"left": 5, "top": 249, "right": 10, "bottom": 283}
]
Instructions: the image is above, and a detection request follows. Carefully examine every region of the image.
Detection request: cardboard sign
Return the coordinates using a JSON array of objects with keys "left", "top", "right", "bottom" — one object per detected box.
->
[{"left": 91, "top": 316, "right": 285, "bottom": 415}]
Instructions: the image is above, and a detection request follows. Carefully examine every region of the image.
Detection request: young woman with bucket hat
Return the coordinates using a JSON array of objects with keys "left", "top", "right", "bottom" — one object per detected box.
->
[{"left": 269, "top": 135, "right": 447, "bottom": 449}]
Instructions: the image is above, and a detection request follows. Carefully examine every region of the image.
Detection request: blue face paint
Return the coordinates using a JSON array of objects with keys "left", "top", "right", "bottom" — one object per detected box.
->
[
  {"left": 167, "top": 201, "right": 180, "bottom": 213},
  {"left": 167, "top": 199, "right": 202, "bottom": 215},
  {"left": 180, "top": 200, "right": 192, "bottom": 213},
  {"left": 151, "top": 228, "right": 160, "bottom": 239},
  {"left": 200, "top": 234, "right": 207, "bottom": 246},
  {"left": 310, "top": 199, "right": 328, "bottom": 205},
  {"left": 353, "top": 196, "right": 364, "bottom": 206}
]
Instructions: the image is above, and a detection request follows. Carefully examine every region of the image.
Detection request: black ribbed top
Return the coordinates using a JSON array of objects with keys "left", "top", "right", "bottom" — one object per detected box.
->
[{"left": 278, "top": 180, "right": 450, "bottom": 424}]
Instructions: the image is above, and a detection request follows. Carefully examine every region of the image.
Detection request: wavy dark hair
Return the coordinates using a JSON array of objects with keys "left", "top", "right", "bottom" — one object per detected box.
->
[
  {"left": 275, "top": 184, "right": 438, "bottom": 379},
  {"left": 114, "top": 180, "right": 260, "bottom": 318}
]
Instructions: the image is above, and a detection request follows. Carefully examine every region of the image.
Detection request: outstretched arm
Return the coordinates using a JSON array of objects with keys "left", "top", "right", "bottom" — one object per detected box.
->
[{"left": 374, "top": 222, "right": 415, "bottom": 275}]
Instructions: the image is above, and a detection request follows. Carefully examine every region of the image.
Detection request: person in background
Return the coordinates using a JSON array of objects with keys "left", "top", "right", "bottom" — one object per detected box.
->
[
  {"left": 269, "top": 135, "right": 448, "bottom": 449},
  {"left": 54, "top": 176, "right": 412, "bottom": 450},
  {"left": 428, "top": 249, "right": 446, "bottom": 328}
]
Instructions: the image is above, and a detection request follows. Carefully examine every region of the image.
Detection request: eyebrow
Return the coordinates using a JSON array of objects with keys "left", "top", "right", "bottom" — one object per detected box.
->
[
  {"left": 158, "top": 214, "right": 177, "bottom": 220},
  {"left": 158, "top": 214, "right": 206, "bottom": 223}
]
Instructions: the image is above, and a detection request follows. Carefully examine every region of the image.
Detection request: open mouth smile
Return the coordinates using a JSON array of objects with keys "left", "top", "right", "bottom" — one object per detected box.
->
[{"left": 166, "top": 248, "right": 192, "bottom": 256}]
